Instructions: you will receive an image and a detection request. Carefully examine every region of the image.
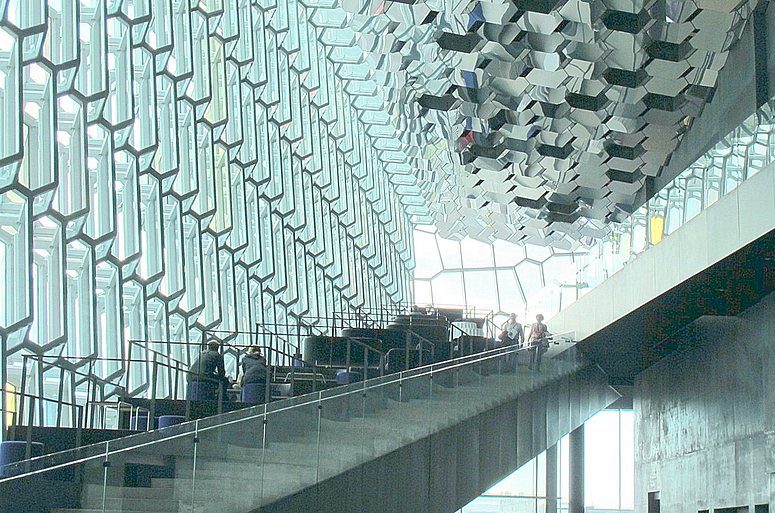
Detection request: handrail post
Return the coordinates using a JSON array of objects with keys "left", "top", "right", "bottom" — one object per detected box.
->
[
  {"left": 55, "top": 366, "right": 65, "bottom": 428},
  {"left": 76, "top": 405, "right": 83, "bottom": 444},
  {"left": 86, "top": 358, "right": 95, "bottom": 429},
  {"left": 290, "top": 355, "right": 296, "bottom": 396},
  {"left": 265, "top": 365, "right": 272, "bottom": 404},
  {"left": 125, "top": 340, "right": 133, "bottom": 393},
  {"left": 37, "top": 357, "right": 44, "bottom": 425},
  {"left": 217, "top": 381, "right": 224, "bottom": 416},
  {"left": 151, "top": 354, "right": 159, "bottom": 400},
  {"left": 363, "top": 347, "right": 368, "bottom": 382},
  {"left": 24, "top": 395, "right": 34, "bottom": 464},
  {"left": 404, "top": 331, "right": 411, "bottom": 371},
  {"left": 18, "top": 355, "right": 28, "bottom": 431},
  {"left": 26, "top": 395, "right": 35, "bottom": 436}
]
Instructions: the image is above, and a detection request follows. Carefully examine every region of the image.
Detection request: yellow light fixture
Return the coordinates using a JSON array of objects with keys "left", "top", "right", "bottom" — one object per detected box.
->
[
  {"left": 5, "top": 383, "right": 17, "bottom": 429},
  {"left": 650, "top": 216, "right": 664, "bottom": 245}
]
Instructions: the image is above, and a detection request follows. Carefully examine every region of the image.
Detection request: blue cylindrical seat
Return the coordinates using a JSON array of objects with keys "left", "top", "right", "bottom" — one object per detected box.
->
[
  {"left": 336, "top": 369, "right": 362, "bottom": 385},
  {"left": 0, "top": 441, "right": 44, "bottom": 477},
  {"left": 130, "top": 414, "right": 149, "bottom": 430},
  {"left": 158, "top": 415, "right": 186, "bottom": 428},
  {"left": 240, "top": 382, "right": 266, "bottom": 404},
  {"left": 187, "top": 379, "right": 218, "bottom": 401}
]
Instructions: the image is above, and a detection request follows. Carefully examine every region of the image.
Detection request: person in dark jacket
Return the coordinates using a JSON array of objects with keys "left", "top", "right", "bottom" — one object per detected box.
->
[
  {"left": 188, "top": 340, "right": 231, "bottom": 400},
  {"left": 239, "top": 347, "right": 268, "bottom": 404}
]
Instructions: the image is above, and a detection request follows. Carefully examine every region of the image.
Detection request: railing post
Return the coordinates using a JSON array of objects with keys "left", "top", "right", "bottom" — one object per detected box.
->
[
  {"left": 217, "top": 381, "right": 224, "bottom": 416},
  {"left": 151, "top": 354, "right": 159, "bottom": 400},
  {"left": 290, "top": 355, "right": 296, "bottom": 396},
  {"left": 125, "top": 340, "right": 133, "bottom": 392},
  {"left": 55, "top": 366, "right": 65, "bottom": 428},
  {"left": 76, "top": 405, "right": 83, "bottom": 444},
  {"left": 36, "top": 358, "right": 44, "bottom": 425},
  {"left": 18, "top": 355, "right": 28, "bottom": 431},
  {"left": 26, "top": 395, "right": 35, "bottom": 436},
  {"left": 265, "top": 365, "right": 272, "bottom": 404},
  {"left": 86, "top": 359, "right": 95, "bottom": 429},
  {"left": 404, "top": 331, "right": 411, "bottom": 371},
  {"left": 362, "top": 347, "right": 368, "bottom": 382}
]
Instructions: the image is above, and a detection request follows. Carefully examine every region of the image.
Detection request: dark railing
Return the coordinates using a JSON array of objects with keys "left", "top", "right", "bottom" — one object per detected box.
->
[
  {"left": 0, "top": 340, "right": 584, "bottom": 489},
  {"left": 17, "top": 355, "right": 131, "bottom": 431},
  {"left": 125, "top": 339, "right": 190, "bottom": 399},
  {"left": 5, "top": 304, "right": 510, "bottom": 439},
  {"left": 3, "top": 389, "right": 85, "bottom": 437}
]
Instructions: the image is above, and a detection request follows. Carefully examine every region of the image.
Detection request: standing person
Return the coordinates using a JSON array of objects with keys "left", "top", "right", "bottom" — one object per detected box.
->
[
  {"left": 239, "top": 346, "right": 268, "bottom": 404},
  {"left": 528, "top": 314, "right": 550, "bottom": 371},
  {"left": 188, "top": 340, "right": 231, "bottom": 400},
  {"left": 499, "top": 313, "right": 524, "bottom": 347}
]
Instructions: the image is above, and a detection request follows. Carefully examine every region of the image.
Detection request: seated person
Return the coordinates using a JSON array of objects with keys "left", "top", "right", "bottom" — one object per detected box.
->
[
  {"left": 239, "top": 347, "right": 268, "bottom": 404},
  {"left": 188, "top": 340, "right": 231, "bottom": 400}
]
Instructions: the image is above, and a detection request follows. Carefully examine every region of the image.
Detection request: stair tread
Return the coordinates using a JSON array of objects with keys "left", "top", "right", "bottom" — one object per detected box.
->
[{"left": 46, "top": 362, "right": 585, "bottom": 513}]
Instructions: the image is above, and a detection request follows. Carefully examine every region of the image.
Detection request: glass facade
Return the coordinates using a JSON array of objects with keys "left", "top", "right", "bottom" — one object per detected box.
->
[
  {"left": 458, "top": 409, "right": 634, "bottom": 513},
  {"left": 413, "top": 226, "right": 585, "bottom": 327},
  {"left": 0, "top": 0, "right": 415, "bottom": 430}
]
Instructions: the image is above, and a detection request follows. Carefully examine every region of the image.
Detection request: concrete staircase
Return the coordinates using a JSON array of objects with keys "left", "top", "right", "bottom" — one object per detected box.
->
[{"left": 40, "top": 351, "right": 617, "bottom": 513}]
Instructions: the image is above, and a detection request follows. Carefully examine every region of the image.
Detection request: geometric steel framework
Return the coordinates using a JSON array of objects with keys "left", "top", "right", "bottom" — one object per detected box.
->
[
  {"left": 517, "top": 101, "right": 775, "bottom": 320},
  {"left": 344, "top": 0, "right": 757, "bottom": 246},
  {"left": 413, "top": 227, "right": 587, "bottom": 321},
  {"left": 0, "top": 0, "right": 414, "bottom": 428},
  {"left": 415, "top": 100, "right": 775, "bottom": 326}
]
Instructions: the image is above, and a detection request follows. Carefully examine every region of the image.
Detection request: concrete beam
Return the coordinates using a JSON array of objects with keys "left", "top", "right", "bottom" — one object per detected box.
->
[{"left": 549, "top": 161, "right": 775, "bottom": 382}]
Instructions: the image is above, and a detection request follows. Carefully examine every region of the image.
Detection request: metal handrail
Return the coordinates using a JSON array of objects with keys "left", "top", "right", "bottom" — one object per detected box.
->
[
  {"left": 250, "top": 324, "right": 301, "bottom": 358},
  {"left": 0, "top": 341, "right": 554, "bottom": 483},
  {"left": 0, "top": 339, "right": 586, "bottom": 485},
  {"left": 2, "top": 389, "right": 86, "bottom": 432},
  {"left": 17, "top": 354, "right": 192, "bottom": 431},
  {"left": 126, "top": 341, "right": 189, "bottom": 368}
]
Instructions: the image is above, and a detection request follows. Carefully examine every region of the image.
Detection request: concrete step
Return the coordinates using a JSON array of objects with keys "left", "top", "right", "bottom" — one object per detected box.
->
[
  {"left": 82, "top": 484, "right": 190, "bottom": 501},
  {"left": 64, "top": 360, "right": 583, "bottom": 513},
  {"left": 53, "top": 510, "right": 176, "bottom": 513},
  {"left": 179, "top": 438, "right": 359, "bottom": 465},
  {"left": 81, "top": 496, "right": 182, "bottom": 511},
  {"left": 151, "top": 473, "right": 311, "bottom": 509}
]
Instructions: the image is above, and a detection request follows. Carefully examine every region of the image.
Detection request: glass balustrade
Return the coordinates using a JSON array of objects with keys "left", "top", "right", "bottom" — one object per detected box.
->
[{"left": 0, "top": 341, "right": 583, "bottom": 513}]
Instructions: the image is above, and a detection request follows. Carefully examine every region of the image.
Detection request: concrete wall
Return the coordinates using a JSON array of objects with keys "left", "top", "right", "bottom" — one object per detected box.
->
[{"left": 634, "top": 291, "right": 775, "bottom": 513}]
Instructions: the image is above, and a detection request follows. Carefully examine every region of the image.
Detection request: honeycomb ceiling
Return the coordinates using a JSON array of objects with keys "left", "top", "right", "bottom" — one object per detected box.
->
[{"left": 335, "top": 0, "right": 757, "bottom": 247}]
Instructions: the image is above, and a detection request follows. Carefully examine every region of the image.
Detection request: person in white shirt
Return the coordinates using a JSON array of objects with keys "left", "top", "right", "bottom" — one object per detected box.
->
[{"left": 499, "top": 313, "right": 524, "bottom": 348}]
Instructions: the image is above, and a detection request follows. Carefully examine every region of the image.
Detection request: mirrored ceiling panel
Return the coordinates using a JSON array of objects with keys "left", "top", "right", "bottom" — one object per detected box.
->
[{"left": 328, "top": 0, "right": 757, "bottom": 246}]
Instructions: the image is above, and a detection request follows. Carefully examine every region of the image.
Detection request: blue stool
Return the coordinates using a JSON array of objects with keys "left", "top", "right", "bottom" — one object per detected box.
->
[
  {"left": 187, "top": 380, "right": 218, "bottom": 401},
  {"left": 336, "top": 369, "right": 362, "bottom": 385},
  {"left": 130, "top": 414, "right": 149, "bottom": 430},
  {"left": 158, "top": 415, "right": 186, "bottom": 429},
  {"left": 240, "top": 382, "right": 266, "bottom": 404},
  {"left": 0, "top": 441, "right": 44, "bottom": 477}
]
